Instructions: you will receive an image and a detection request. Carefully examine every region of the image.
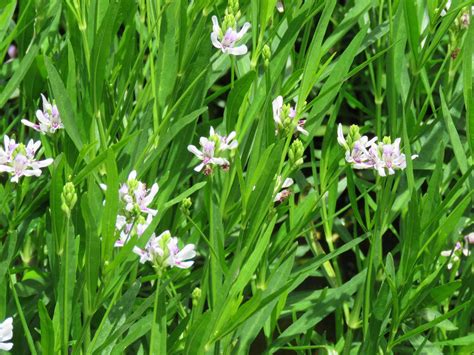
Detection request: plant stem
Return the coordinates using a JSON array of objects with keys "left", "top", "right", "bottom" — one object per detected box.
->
[
  {"left": 62, "top": 218, "right": 70, "bottom": 354},
  {"left": 150, "top": 278, "right": 166, "bottom": 355},
  {"left": 10, "top": 275, "right": 38, "bottom": 355}
]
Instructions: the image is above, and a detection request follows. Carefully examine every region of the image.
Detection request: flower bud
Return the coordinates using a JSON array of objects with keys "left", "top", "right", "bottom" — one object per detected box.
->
[
  {"left": 61, "top": 182, "right": 77, "bottom": 217},
  {"left": 382, "top": 136, "right": 391, "bottom": 144},
  {"left": 228, "top": 0, "right": 240, "bottom": 15},
  {"left": 289, "top": 139, "right": 304, "bottom": 169},
  {"left": 262, "top": 44, "right": 271, "bottom": 68},
  {"left": 180, "top": 197, "right": 192, "bottom": 216},
  {"left": 223, "top": 13, "right": 236, "bottom": 30},
  {"left": 345, "top": 125, "right": 362, "bottom": 149},
  {"left": 192, "top": 287, "right": 202, "bottom": 306}
]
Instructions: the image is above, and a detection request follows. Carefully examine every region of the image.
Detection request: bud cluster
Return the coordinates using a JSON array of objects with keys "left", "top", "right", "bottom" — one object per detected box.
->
[{"left": 61, "top": 182, "right": 77, "bottom": 217}]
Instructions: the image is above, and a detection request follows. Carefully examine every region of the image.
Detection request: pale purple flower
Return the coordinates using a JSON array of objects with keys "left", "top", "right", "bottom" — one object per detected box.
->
[
  {"left": 274, "top": 176, "right": 294, "bottom": 202},
  {"left": 337, "top": 124, "right": 377, "bottom": 170},
  {"left": 0, "top": 137, "right": 53, "bottom": 183},
  {"left": 133, "top": 230, "right": 196, "bottom": 270},
  {"left": 211, "top": 127, "right": 238, "bottom": 151},
  {"left": 7, "top": 45, "right": 17, "bottom": 59},
  {"left": 337, "top": 124, "right": 417, "bottom": 176},
  {"left": 211, "top": 16, "right": 251, "bottom": 55},
  {"left": 0, "top": 317, "right": 13, "bottom": 351},
  {"left": 118, "top": 170, "right": 159, "bottom": 216},
  {"left": 273, "top": 96, "right": 308, "bottom": 136},
  {"left": 440, "top": 242, "right": 470, "bottom": 270},
  {"left": 21, "top": 94, "right": 63, "bottom": 134},
  {"left": 0, "top": 136, "right": 18, "bottom": 164},
  {"left": 114, "top": 214, "right": 153, "bottom": 247},
  {"left": 187, "top": 127, "right": 237, "bottom": 174},
  {"left": 370, "top": 139, "right": 418, "bottom": 177}
]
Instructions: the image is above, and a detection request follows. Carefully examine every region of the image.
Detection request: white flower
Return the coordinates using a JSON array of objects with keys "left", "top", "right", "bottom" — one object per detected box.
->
[
  {"left": 211, "top": 16, "right": 251, "bottom": 55},
  {"left": 274, "top": 176, "right": 294, "bottom": 202},
  {"left": 440, "top": 0, "right": 452, "bottom": 16},
  {"left": 441, "top": 242, "right": 470, "bottom": 270},
  {"left": 187, "top": 126, "right": 238, "bottom": 174},
  {"left": 133, "top": 230, "right": 196, "bottom": 270},
  {"left": 0, "top": 317, "right": 13, "bottom": 351},
  {"left": 273, "top": 96, "right": 308, "bottom": 136},
  {"left": 21, "top": 94, "right": 63, "bottom": 134},
  {"left": 167, "top": 237, "right": 197, "bottom": 269},
  {"left": 465, "top": 232, "right": 474, "bottom": 245},
  {"left": 276, "top": 0, "right": 284, "bottom": 13},
  {"left": 0, "top": 136, "right": 53, "bottom": 183}
]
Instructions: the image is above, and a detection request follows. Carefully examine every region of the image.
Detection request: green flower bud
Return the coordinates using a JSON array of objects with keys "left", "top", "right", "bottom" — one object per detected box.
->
[
  {"left": 61, "top": 182, "right": 77, "bottom": 217},
  {"left": 192, "top": 287, "right": 202, "bottom": 306},
  {"left": 262, "top": 44, "right": 271, "bottom": 68},
  {"left": 347, "top": 125, "right": 361, "bottom": 148},
  {"left": 223, "top": 13, "right": 236, "bottom": 31},
  {"left": 180, "top": 197, "right": 192, "bottom": 216},
  {"left": 228, "top": 0, "right": 239, "bottom": 15},
  {"left": 289, "top": 139, "right": 304, "bottom": 169},
  {"left": 382, "top": 136, "right": 391, "bottom": 144}
]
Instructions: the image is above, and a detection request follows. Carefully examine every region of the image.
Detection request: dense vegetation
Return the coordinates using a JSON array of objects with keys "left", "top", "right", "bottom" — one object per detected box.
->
[{"left": 0, "top": 0, "right": 473, "bottom": 353}]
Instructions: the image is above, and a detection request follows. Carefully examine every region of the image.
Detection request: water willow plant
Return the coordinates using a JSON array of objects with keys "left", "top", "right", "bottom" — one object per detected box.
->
[{"left": 0, "top": 0, "right": 473, "bottom": 354}]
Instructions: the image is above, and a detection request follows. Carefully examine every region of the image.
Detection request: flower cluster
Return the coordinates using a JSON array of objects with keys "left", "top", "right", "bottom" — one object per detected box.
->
[
  {"left": 337, "top": 124, "right": 417, "bottom": 177},
  {"left": 211, "top": 16, "right": 250, "bottom": 56},
  {"left": 0, "top": 317, "right": 13, "bottom": 351},
  {"left": 21, "top": 94, "right": 63, "bottom": 134},
  {"left": 101, "top": 170, "right": 159, "bottom": 247},
  {"left": 0, "top": 136, "right": 53, "bottom": 183},
  {"left": 188, "top": 127, "right": 238, "bottom": 175},
  {"left": 133, "top": 230, "right": 196, "bottom": 272},
  {"left": 273, "top": 96, "right": 308, "bottom": 136}
]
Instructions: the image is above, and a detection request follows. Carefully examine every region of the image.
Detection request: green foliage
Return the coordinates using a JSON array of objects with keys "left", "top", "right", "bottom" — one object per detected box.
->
[{"left": 0, "top": 0, "right": 472, "bottom": 354}]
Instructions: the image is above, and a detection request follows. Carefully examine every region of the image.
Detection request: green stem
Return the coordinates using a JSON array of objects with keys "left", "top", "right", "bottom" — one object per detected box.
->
[
  {"left": 10, "top": 275, "right": 38, "bottom": 355},
  {"left": 207, "top": 177, "right": 219, "bottom": 310},
  {"left": 230, "top": 55, "right": 235, "bottom": 88},
  {"left": 150, "top": 278, "right": 166, "bottom": 355},
  {"left": 62, "top": 217, "right": 70, "bottom": 354},
  {"left": 363, "top": 242, "right": 374, "bottom": 338}
]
